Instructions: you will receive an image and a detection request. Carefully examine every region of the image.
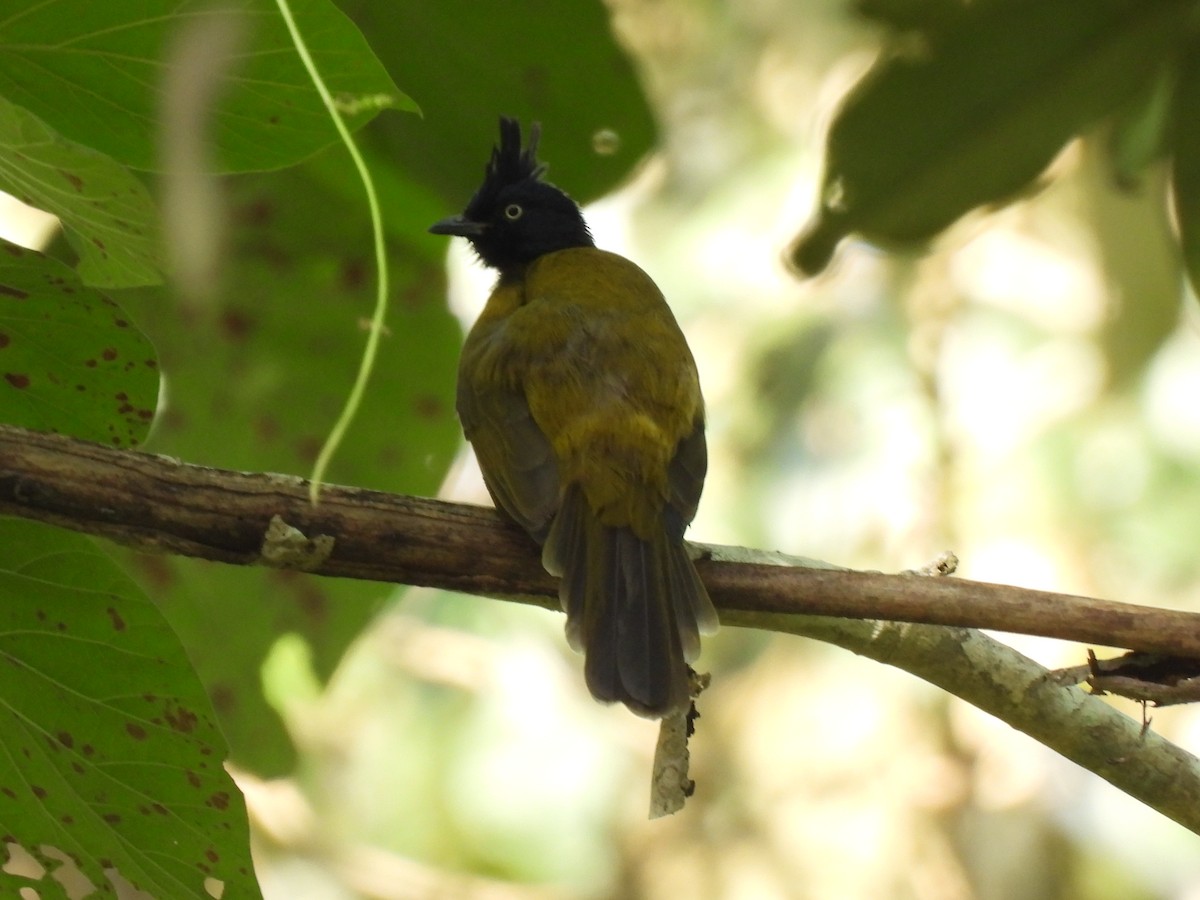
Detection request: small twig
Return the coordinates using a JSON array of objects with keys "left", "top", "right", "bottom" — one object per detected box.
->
[{"left": 1053, "top": 650, "right": 1200, "bottom": 707}]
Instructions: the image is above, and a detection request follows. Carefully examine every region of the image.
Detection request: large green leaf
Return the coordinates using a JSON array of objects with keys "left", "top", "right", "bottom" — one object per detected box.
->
[
  {"left": 345, "top": 0, "right": 657, "bottom": 207},
  {"left": 0, "top": 240, "right": 158, "bottom": 447},
  {"left": 115, "top": 158, "right": 461, "bottom": 773},
  {"left": 0, "top": 518, "right": 258, "bottom": 899},
  {"left": 0, "top": 0, "right": 414, "bottom": 174},
  {"left": 791, "top": 0, "right": 1192, "bottom": 275},
  {"left": 0, "top": 97, "right": 163, "bottom": 287}
]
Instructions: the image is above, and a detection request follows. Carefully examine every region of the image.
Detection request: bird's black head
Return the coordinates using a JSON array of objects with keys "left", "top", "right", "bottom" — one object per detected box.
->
[{"left": 429, "top": 118, "right": 594, "bottom": 274}]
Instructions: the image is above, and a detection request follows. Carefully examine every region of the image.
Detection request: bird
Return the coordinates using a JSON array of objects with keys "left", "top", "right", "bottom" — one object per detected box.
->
[{"left": 429, "top": 117, "right": 718, "bottom": 718}]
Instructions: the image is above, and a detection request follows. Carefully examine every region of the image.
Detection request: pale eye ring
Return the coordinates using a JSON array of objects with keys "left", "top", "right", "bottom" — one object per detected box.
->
[{"left": 503, "top": 203, "right": 524, "bottom": 220}]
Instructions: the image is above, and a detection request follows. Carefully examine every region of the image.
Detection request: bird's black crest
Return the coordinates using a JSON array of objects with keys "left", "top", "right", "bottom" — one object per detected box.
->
[
  {"left": 431, "top": 117, "right": 594, "bottom": 271},
  {"left": 465, "top": 118, "right": 547, "bottom": 220}
]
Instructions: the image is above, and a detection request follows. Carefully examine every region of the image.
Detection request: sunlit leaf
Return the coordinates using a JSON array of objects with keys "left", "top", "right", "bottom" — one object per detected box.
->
[
  {"left": 0, "top": 0, "right": 413, "bottom": 174},
  {"left": 0, "top": 97, "right": 163, "bottom": 288},
  {"left": 0, "top": 240, "right": 158, "bottom": 446},
  {"left": 0, "top": 518, "right": 259, "bottom": 899},
  {"left": 792, "top": 0, "right": 1192, "bottom": 275}
]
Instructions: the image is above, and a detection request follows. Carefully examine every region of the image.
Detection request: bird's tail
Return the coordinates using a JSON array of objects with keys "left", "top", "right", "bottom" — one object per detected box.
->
[{"left": 543, "top": 485, "right": 717, "bottom": 718}]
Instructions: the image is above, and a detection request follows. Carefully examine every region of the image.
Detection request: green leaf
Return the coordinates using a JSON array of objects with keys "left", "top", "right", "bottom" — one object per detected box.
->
[
  {"left": 0, "top": 240, "right": 158, "bottom": 447},
  {"left": 1078, "top": 143, "right": 1182, "bottom": 389},
  {"left": 0, "top": 518, "right": 259, "bottom": 899},
  {"left": 1171, "top": 46, "right": 1200, "bottom": 301},
  {"left": 791, "top": 0, "right": 1193, "bottom": 275},
  {"left": 1108, "top": 61, "right": 1177, "bottom": 184},
  {"left": 0, "top": 96, "right": 163, "bottom": 287},
  {"left": 0, "top": 0, "right": 413, "bottom": 174},
  {"left": 114, "top": 159, "right": 461, "bottom": 773},
  {"left": 346, "top": 0, "right": 657, "bottom": 206}
]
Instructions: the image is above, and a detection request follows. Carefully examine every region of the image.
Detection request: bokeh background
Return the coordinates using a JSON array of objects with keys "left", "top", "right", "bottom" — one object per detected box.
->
[
  {"left": 245, "top": 2, "right": 1200, "bottom": 898},
  {"left": 6, "top": 0, "right": 1200, "bottom": 898}
]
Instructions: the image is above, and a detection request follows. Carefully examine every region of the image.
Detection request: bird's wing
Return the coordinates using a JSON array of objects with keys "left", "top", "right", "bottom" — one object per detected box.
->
[
  {"left": 457, "top": 371, "right": 560, "bottom": 543},
  {"left": 666, "top": 415, "right": 707, "bottom": 531}
]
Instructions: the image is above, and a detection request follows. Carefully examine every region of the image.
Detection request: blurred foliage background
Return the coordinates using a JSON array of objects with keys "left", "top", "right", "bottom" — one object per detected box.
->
[{"left": 6, "top": 0, "right": 1200, "bottom": 897}]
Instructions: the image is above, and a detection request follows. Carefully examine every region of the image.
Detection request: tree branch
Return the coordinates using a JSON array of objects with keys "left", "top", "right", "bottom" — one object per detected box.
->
[
  {"left": 2, "top": 424, "right": 1198, "bottom": 657},
  {"left": 3, "top": 424, "right": 1200, "bottom": 832}
]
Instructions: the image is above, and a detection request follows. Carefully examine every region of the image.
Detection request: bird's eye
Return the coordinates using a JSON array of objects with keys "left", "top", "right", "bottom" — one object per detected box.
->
[{"left": 503, "top": 203, "right": 524, "bottom": 221}]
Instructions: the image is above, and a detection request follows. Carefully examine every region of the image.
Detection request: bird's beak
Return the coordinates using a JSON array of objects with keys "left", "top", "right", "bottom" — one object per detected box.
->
[{"left": 428, "top": 215, "right": 487, "bottom": 237}]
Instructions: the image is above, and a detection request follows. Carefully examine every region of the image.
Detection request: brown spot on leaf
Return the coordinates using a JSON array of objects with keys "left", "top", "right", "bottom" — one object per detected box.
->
[
  {"left": 0, "top": 284, "right": 28, "bottom": 299},
  {"left": 209, "top": 683, "right": 235, "bottom": 715},
  {"left": 235, "top": 197, "right": 274, "bottom": 226},
  {"left": 135, "top": 555, "right": 175, "bottom": 591},
  {"left": 106, "top": 606, "right": 125, "bottom": 631},
  {"left": 205, "top": 848, "right": 219, "bottom": 863},
  {"left": 31, "top": 785, "right": 46, "bottom": 799},
  {"left": 4, "top": 373, "right": 29, "bottom": 389},
  {"left": 254, "top": 415, "right": 280, "bottom": 443},
  {"left": 102, "top": 347, "right": 118, "bottom": 361},
  {"left": 0, "top": 333, "right": 11, "bottom": 349},
  {"left": 208, "top": 791, "right": 230, "bottom": 810},
  {"left": 57, "top": 732, "right": 73, "bottom": 749},
  {"left": 294, "top": 434, "right": 322, "bottom": 465},
  {"left": 340, "top": 257, "right": 368, "bottom": 291},
  {"left": 59, "top": 170, "right": 84, "bottom": 191},
  {"left": 397, "top": 281, "right": 429, "bottom": 310},
  {"left": 164, "top": 703, "right": 198, "bottom": 734},
  {"left": 125, "top": 722, "right": 147, "bottom": 741},
  {"left": 1, "top": 787, "right": 15, "bottom": 799},
  {"left": 102, "top": 813, "right": 121, "bottom": 825},
  {"left": 295, "top": 581, "right": 328, "bottom": 621},
  {"left": 413, "top": 394, "right": 444, "bottom": 419},
  {"left": 219, "top": 309, "right": 253, "bottom": 340},
  {"left": 186, "top": 770, "right": 201, "bottom": 788}
]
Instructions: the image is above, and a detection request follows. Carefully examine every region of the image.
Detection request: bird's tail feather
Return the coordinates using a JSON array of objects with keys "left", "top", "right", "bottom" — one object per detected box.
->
[{"left": 544, "top": 485, "right": 714, "bottom": 718}]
